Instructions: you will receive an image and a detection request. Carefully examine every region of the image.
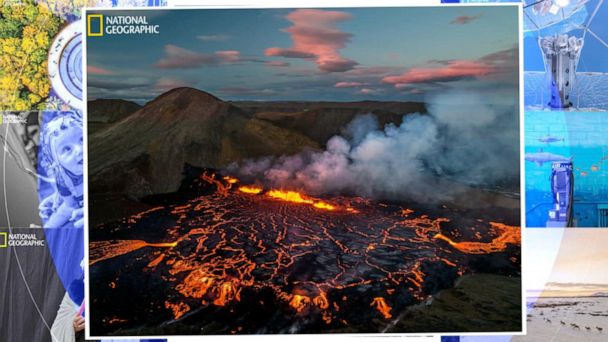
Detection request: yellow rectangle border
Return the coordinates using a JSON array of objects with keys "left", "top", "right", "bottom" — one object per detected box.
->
[
  {"left": 87, "top": 14, "right": 103, "bottom": 37},
  {"left": 0, "top": 232, "right": 7, "bottom": 248}
]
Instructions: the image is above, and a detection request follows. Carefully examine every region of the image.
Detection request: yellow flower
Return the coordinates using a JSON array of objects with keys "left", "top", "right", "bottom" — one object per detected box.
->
[
  {"left": 35, "top": 32, "right": 49, "bottom": 46},
  {"left": 28, "top": 93, "right": 41, "bottom": 104},
  {"left": 14, "top": 99, "right": 28, "bottom": 111},
  {"left": 0, "top": 0, "right": 62, "bottom": 110}
]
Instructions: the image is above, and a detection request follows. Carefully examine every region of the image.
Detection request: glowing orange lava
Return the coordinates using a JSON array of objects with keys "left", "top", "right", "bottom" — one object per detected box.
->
[
  {"left": 201, "top": 172, "right": 230, "bottom": 196},
  {"left": 147, "top": 253, "right": 165, "bottom": 268},
  {"left": 266, "top": 189, "right": 336, "bottom": 211},
  {"left": 91, "top": 171, "right": 521, "bottom": 331},
  {"left": 165, "top": 301, "right": 190, "bottom": 320},
  {"left": 176, "top": 269, "right": 215, "bottom": 299},
  {"left": 148, "top": 241, "right": 178, "bottom": 248},
  {"left": 223, "top": 176, "right": 340, "bottom": 211},
  {"left": 238, "top": 185, "right": 263, "bottom": 194},
  {"left": 434, "top": 222, "right": 520, "bottom": 254},
  {"left": 267, "top": 190, "right": 312, "bottom": 204},
  {"left": 370, "top": 297, "right": 392, "bottom": 319},
  {"left": 223, "top": 176, "right": 239, "bottom": 184},
  {"left": 313, "top": 292, "right": 330, "bottom": 310},
  {"left": 313, "top": 202, "right": 336, "bottom": 211},
  {"left": 401, "top": 208, "right": 414, "bottom": 216},
  {"left": 213, "top": 282, "right": 240, "bottom": 306},
  {"left": 289, "top": 294, "right": 311, "bottom": 313},
  {"left": 89, "top": 240, "right": 178, "bottom": 265}
]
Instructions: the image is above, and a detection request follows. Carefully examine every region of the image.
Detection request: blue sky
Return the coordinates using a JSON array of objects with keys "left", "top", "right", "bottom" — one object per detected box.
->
[{"left": 87, "top": 6, "right": 519, "bottom": 103}]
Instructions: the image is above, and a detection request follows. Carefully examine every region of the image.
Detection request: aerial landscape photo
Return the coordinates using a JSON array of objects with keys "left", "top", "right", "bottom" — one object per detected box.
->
[
  {"left": 513, "top": 230, "right": 608, "bottom": 342},
  {"left": 85, "top": 6, "right": 522, "bottom": 336}
]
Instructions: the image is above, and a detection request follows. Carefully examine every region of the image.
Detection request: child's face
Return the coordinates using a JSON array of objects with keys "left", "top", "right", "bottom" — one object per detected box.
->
[{"left": 54, "top": 125, "right": 83, "bottom": 176}]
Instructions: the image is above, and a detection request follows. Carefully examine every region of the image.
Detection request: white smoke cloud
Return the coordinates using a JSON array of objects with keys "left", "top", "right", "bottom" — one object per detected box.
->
[{"left": 230, "top": 89, "right": 519, "bottom": 203}]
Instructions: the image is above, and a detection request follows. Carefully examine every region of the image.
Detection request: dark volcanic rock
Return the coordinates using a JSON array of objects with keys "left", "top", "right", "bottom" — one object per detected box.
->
[
  {"left": 235, "top": 101, "right": 426, "bottom": 145},
  {"left": 88, "top": 176, "right": 521, "bottom": 335},
  {"left": 88, "top": 88, "right": 320, "bottom": 198},
  {"left": 139, "top": 164, "right": 217, "bottom": 206},
  {"left": 88, "top": 98, "right": 142, "bottom": 123},
  {"left": 233, "top": 100, "right": 426, "bottom": 115},
  {"left": 87, "top": 99, "right": 142, "bottom": 134},
  {"left": 386, "top": 274, "right": 522, "bottom": 333}
]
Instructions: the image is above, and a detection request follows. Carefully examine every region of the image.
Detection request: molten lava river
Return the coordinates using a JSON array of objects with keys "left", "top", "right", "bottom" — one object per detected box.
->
[{"left": 89, "top": 172, "right": 520, "bottom": 335}]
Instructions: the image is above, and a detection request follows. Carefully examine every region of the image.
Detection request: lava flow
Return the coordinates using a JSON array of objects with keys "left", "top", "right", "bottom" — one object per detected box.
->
[
  {"left": 89, "top": 172, "right": 520, "bottom": 335},
  {"left": 266, "top": 189, "right": 337, "bottom": 211},
  {"left": 370, "top": 297, "right": 392, "bottom": 319}
]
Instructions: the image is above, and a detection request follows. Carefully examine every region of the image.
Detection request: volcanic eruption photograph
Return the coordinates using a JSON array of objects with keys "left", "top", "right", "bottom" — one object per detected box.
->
[{"left": 85, "top": 5, "right": 522, "bottom": 336}]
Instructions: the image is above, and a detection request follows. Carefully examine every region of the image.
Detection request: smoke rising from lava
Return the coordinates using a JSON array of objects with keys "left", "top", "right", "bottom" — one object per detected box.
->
[{"left": 229, "top": 90, "right": 519, "bottom": 202}]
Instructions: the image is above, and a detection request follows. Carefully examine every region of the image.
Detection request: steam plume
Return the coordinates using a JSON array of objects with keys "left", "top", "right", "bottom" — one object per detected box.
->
[{"left": 229, "top": 89, "right": 519, "bottom": 202}]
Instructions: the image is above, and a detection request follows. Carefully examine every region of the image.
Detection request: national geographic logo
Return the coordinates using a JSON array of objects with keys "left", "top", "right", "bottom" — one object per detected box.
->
[
  {"left": 0, "top": 112, "right": 27, "bottom": 125},
  {"left": 87, "top": 14, "right": 160, "bottom": 36},
  {"left": 0, "top": 232, "right": 45, "bottom": 248}
]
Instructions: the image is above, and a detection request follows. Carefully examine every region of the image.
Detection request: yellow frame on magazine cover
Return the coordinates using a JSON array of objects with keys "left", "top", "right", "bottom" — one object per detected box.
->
[{"left": 87, "top": 14, "right": 104, "bottom": 36}]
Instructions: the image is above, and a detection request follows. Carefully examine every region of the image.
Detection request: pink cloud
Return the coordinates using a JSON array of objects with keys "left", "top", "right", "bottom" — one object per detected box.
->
[
  {"left": 357, "top": 88, "right": 380, "bottom": 95},
  {"left": 382, "top": 60, "right": 495, "bottom": 87},
  {"left": 265, "top": 48, "right": 314, "bottom": 59},
  {"left": 450, "top": 14, "right": 481, "bottom": 25},
  {"left": 154, "top": 77, "right": 195, "bottom": 92},
  {"left": 155, "top": 45, "right": 215, "bottom": 68},
  {"left": 88, "top": 65, "right": 113, "bottom": 75},
  {"left": 265, "top": 61, "right": 291, "bottom": 67},
  {"left": 334, "top": 81, "right": 367, "bottom": 88},
  {"left": 215, "top": 50, "right": 241, "bottom": 62},
  {"left": 155, "top": 45, "right": 244, "bottom": 69},
  {"left": 478, "top": 46, "right": 519, "bottom": 84},
  {"left": 265, "top": 9, "right": 358, "bottom": 73},
  {"left": 480, "top": 46, "right": 518, "bottom": 68}
]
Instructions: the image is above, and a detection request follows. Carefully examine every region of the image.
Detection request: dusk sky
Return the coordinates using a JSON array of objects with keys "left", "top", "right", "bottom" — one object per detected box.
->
[
  {"left": 87, "top": 6, "right": 519, "bottom": 103},
  {"left": 527, "top": 229, "right": 608, "bottom": 298}
]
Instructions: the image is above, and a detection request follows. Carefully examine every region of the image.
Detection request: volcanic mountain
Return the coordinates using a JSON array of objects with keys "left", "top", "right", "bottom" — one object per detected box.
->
[
  {"left": 235, "top": 101, "right": 426, "bottom": 145},
  {"left": 87, "top": 98, "right": 142, "bottom": 134},
  {"left": 88, "top": 88, "right": 320, "bottom": 198}
]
